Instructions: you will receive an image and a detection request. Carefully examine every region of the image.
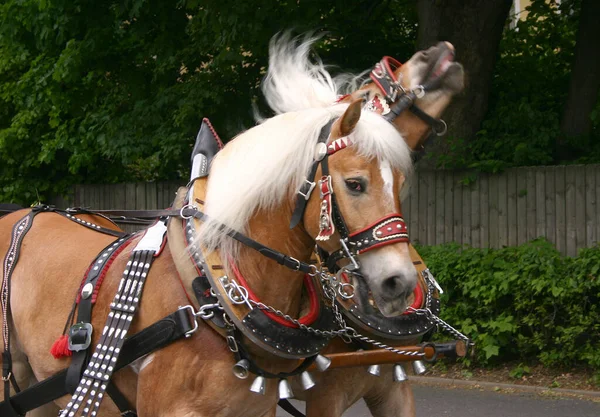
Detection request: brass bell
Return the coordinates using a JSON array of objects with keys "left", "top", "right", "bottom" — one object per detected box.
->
[
  {"left": 367, "top": 364, "right": 381, "bottom": 377},
  {"left": 232, "top": 359, "right": 250, "bottom": 379},
  {"left": 249, "top": 375, "right": 267, "bottom": 395},
  {"left": 314, "top": 354, "right": 331, "bottom": 372},
  {"left": 393, "top": 364, "right": 408, "bottom": 382},
  {"left": 278, "top": 378, "right": 294, "bottom": 399},
  {"left": 412, "top": 360, "right": 427, "bottom": 376},
  {"left": 300, "top": 371, "right": 316, "bottom": 391}
]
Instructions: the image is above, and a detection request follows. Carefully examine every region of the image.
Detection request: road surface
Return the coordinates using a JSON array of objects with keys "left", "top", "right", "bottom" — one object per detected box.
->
[{"left": 277, "top": 384, "right": 600, "bottom": 416}]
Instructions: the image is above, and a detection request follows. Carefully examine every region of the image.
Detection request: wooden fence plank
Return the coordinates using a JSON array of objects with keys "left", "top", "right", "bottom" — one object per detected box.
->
[
  {"left": 507, "top": 169, "right": 518, "bottom": 247},
  {"left": 444, "top": 172, "right": 454, "bottom": 244},
  {"left": 113, "top": 184, "right": 126, "bottom": 210},
  {"left": 545, "top": 167, "right": 556, "bottom": 246},
  {"left": 125, "top": 183, "right": 136, "bottom": 210},
  {"left": 516, "top": 168, "right": 527, "bottom": 245},
  {"left": 497, "top": 173, "right": 507, "bottom": 248},
  {"left": 526, "top": 169, "right": 536, "bottom": 241},
  {"left": 408, "top": 172, "right": 419, "bottom": 244},
  {"left": 535, "top": 169, "right": 546, "bottom": 240},
  {"left": 488, "top": 174, "right": 499, "bottom": 249},
  {"left": 585, "top": 165, "right": 597, "bottom": 246},
  {"left": 453, "top": 172, "right": 463, "bottom": 246},
  {"left": 555, "top": 166, "right": 567, "bottom": 255},
  {"left": 470, "top": 178, "right": 480, "bottom": 248},
  {"left": 427, "top": 171, "right": 437, "bottom": 245},
  {"left": 565, "top": 167, "right": 577, "bottom": 256},
  {"left": 575, "top": 166, "right": 587, "bottom": 253},
  {"left": 417, "top": 171, "right": 429, "bottom": 245},
  {"left": 435, "top": 171, "right": 445, "bottom": 245},
  {"left": 479, "top": 173, "right": 489, "bottom": 248}
]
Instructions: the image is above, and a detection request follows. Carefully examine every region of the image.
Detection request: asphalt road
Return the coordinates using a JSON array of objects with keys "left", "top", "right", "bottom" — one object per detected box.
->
[{"left": 277, "top": 384, "right": 600, "bottom": 417}]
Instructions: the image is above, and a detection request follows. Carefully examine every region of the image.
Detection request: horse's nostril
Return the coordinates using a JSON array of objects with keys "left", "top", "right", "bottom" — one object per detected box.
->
[{"left": 381, "top": 275, "right": 405, "bottom": 299}]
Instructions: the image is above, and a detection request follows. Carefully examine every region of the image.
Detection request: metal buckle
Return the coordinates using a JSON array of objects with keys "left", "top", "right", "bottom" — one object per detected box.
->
[
  {"left": 340, "top": 239, "right": 360, "bottom": 271},
  {"left": 226, "top": 335, "right": 239, "bottom": 353},
  {"left": 412, "top": 85, "right": 426, "bottom": 99},
  {"left": 433, "top": 119, "right": 448, "bottom": 136},
  {"left": 68, "top": 322, "right": 93, "bottom": 352},
  {"left": 178, "top": 305, "right": 199, "bottom": 338},
  {"left": 288, "top": 256, "right": 301, "bottom": 271},
  {"left": 180, "top": 204, "right": 196, "bottom": 220},
  {"left": 298, "top": 180, "right": 316, "bottom": 201}
]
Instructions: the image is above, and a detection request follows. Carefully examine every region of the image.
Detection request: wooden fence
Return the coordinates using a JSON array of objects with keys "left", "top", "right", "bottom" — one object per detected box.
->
[{"left": 52, "top": 165, "right": 600, "bottom": 256}]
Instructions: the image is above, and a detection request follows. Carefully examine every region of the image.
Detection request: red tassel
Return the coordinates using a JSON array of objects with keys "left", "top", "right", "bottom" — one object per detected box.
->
[{"left": 50, "top": 335, "right": 72, "bottom": 359}]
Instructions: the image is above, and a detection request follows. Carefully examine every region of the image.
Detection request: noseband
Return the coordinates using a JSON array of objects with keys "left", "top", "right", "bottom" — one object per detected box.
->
[{"left": 290, "top": 120, "right": 409, "bottom": 274}]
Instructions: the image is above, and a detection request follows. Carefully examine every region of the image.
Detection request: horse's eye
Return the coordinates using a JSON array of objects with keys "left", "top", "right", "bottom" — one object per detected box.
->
[{"left": 345, "top": 179, "right": 365, "bottom": 193}]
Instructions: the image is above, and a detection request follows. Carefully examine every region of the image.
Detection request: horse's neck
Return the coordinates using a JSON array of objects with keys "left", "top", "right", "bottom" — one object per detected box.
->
[{"left": 236, "top": 206, "right": 314, "bottom": 317}]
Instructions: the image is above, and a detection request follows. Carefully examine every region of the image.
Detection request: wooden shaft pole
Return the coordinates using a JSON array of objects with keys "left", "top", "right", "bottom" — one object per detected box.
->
[{"left": 310, "top": 340, "right": 466, "bottom": 370}]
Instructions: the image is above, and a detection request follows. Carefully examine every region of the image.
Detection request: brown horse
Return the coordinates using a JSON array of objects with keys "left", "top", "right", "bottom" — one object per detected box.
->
[
  {"left": 257, "top": 38, "right": 465, "bottom": 416},
  {"left": 0, "top": 38, "right": 462, "bottom": 417}
]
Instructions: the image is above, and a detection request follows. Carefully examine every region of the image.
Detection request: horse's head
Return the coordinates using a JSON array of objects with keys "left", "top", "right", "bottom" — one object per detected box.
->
[
  {"left": 343, "top": 42, "right": 464, "bottom": 151},
  {"left": 298, "top": 101, "right": 416, "bottom": 317}
]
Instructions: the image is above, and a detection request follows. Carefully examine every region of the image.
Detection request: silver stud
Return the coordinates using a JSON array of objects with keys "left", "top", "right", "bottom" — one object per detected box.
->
[
  {"left": 81, "top": 283, "right": 94, "bottom": 299},
  {"left": 376, "top": 231, "right": 383, "bottom": 236}
]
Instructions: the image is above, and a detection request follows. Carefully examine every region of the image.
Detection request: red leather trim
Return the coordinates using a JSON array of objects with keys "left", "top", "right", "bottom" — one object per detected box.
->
[
  {"left": 202, "top": 117, "right": 224, "bottom": 149},
  {"left": 405, "top": 280, "right": 423, "bottom": 315},
  {"left": 230, "top": 262, "right": 320, "bottom": 328},
  {"left": 349, "top": 213, "right": 404, "bottom": 237},
  {"left": 381, "top": 56, "right": 402, "bottom": 82},
  {"left": 76, "top": 236, "right": 135, "bottom": 304}
]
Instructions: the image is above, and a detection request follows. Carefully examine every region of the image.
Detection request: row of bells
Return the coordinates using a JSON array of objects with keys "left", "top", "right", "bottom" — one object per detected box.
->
[{"left": 232, "top": 354, "right": 427, "bottom": 399}]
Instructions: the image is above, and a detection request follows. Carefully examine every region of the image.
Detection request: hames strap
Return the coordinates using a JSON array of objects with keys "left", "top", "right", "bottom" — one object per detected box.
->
[{"left": 0, "top": 308, "right": 193, "bottom": 416}]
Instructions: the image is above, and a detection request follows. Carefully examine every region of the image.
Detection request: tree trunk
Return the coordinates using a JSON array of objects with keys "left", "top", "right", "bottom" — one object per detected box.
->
[
  {"left": 416, "top": 0, "right": 512, "bottom": 164},
  {"left": 560, "top": 0, "right": 600, "bottom": 141}
]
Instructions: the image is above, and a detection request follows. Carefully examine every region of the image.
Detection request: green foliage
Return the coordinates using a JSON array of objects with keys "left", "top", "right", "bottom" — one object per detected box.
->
[
  {"left": 416, "top": 239, "right": 600, "bottom": 370},
  {"left": 438, "top": 0, "right": 600, "bottom": 171},
  {"left": 0, "top": 0, "right": 418, "bottom": 204},
  {"left": 509, "top": 363, "right": 531, "bottom": 379}
]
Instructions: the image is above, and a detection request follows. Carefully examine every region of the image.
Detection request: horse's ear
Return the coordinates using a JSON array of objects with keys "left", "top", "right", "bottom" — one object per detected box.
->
[{"left": 339, "top": 99, "right": 363, "bottom": 136}]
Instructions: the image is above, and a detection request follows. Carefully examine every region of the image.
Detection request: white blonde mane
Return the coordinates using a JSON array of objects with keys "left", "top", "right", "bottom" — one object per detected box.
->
[
  {"left": 260, "top": 33, "right": 369, "bottom": 115},
  {"left": 198, "top": 35, "right": 412, "bottom": 257}
]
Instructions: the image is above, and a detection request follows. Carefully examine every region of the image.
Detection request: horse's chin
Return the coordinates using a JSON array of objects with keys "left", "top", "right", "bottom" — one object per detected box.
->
[{"left": 371, "top": 294, "right": 408, "bottom": 318}]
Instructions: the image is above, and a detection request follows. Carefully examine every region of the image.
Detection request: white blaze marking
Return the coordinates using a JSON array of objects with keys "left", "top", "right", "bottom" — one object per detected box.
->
[{"left": 379, "top": 160, "right": 395, "bottom": 208}]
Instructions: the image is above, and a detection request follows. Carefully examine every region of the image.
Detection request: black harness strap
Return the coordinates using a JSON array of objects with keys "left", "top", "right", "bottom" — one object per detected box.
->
[
  {"left": 0, "top": 308, "right": 193, "bottom": 416},
  {"left": 94, "top": 208, "right": 318, "bottom": 275},
  {"left": 2, "top": 209, "right": 39, "bottom": 416},
  {"left": 278, "top": 399, "right": 306, "bottom": 417},
  {"left": 289, "top": 120, "right": 335, "bottom": 229},
  {"left": 65, "top": 235, "right": 132, "bottom": 393}
]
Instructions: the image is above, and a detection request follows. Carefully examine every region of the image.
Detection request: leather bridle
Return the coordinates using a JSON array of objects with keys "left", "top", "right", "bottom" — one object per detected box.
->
[
  {"left": 370, "top": 56, "right": 448, "bottom": 136},
  {"left": 289, "top": 120, "right": 410, "bottom": 275}
]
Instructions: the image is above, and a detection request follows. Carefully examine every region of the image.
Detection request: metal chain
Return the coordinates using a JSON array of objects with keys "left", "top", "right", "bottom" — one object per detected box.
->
[{"left": 199, "top": 265, "right": 470, "bottom": 357}]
